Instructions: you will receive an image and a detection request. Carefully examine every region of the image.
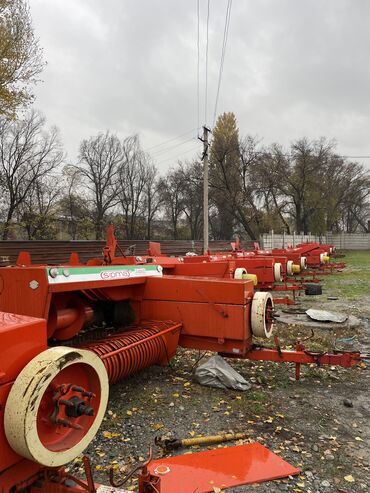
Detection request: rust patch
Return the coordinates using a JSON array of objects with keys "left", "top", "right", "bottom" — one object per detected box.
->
[
  {"left": 57, "top": 351, "right": 82, "bottom": 370},
  {"left": 22, "top": 364, "right": 49, "bottom": 398}
]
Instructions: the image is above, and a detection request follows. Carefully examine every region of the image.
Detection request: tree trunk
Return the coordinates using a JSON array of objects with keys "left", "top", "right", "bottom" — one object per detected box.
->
[
  {"left": 95, "top": 217, "right": 104, "bottom": 240},
  {"left": 2, "top": 207, "right": 15, "bottom": 240}
]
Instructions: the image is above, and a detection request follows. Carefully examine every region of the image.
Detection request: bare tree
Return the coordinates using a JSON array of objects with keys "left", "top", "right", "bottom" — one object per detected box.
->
[
  {"left": 159, "top": 168, "right": 185, "bottom": 240},
  {"left": 251, "top": 138, "right": 370, "bottom": 235},
  {"left": 329, "top": 160, "right": 370, "bottom": 233},
  {"left": 0, "top": 0, "right": 45, "bottom": 117},
  {"left": 118, "top": 135, "right": 149, "bottom": 239},
  {"left": 77, "top": 131, "right": 122, "bottom": 239},
  {"left": 178, "top": 160, "right": 203, "bottom": 240},
  {"left": 249, "top": 144, "right": 293, "bottom": 233},
  {"left": 0, "top": 110, "right": 63, "bottom": 239},
  {"left": 58, "top": 166, "right": 92, "bottom": 239},
  {"left": 18, "top": 176, "right": 61, "bottom": 239},
  {"left": 143, "top": 163, "right": 162, "bottom": 239}
]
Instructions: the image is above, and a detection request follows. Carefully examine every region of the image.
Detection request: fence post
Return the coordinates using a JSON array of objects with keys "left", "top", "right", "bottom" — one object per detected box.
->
[{"left": 271, "top": 229, "right": 274, "bottom": 249}]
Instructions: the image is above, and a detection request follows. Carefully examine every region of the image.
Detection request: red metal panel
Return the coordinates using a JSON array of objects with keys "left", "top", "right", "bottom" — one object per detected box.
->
[
  {"left": 140, "top": 300, "right": 252, "bottom": 355},
  {"left": 0, "top": 313, "right": 47, "bottom": 477},
  {"left": 0, "top": 268, "right": 50, "bottom": 319},
  {"left": 144, "top": 276, "right": 253, "bottom": 305},
  {"left": 0, "top": 458, "right": 42, "bottom": 492},
  {"left": 141, "top": 301, "right": 249, "bottom": 340},
  {"left": 0, "top": 383, "right": 23, "bottom": 474},
  {"left": 0, "top": 312, "right": 47, "bottom": 383},
  {"left": 147, "top": 443, "right": 299, "bottom": 493},
  {"left": 172, "top": 262, "right": 232, "bottom": 278}
]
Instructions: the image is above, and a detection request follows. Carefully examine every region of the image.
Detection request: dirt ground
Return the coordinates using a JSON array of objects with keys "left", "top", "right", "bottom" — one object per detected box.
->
[{"left": 73, "top": 251, "right": 369, "bottom": 492}]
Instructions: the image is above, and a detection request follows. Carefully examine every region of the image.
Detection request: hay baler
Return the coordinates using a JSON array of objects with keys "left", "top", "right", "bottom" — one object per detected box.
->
[{"left": 0, "top": 242, "right": 363, "bottom": 492}]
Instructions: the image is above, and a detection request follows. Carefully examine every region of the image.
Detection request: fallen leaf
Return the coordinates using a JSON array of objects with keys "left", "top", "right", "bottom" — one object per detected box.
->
[
  {"left": 344, "top": 475, "right": 355, "bottom": 483},
  {"left": 103, "top": 431, "right": 121, "bottom": 439},
  {"left": 151, "top": 423, "right": 163, "bottom": 431}
]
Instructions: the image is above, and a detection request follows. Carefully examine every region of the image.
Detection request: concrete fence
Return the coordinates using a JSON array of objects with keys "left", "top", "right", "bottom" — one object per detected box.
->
[{"left": 260, "top": 231, "right": 370, "bottom": 250}]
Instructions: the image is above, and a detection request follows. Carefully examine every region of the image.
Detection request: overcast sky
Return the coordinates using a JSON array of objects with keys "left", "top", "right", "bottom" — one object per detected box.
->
[{"left": 29, "top": 0, "right": 370, "bottom": 171}]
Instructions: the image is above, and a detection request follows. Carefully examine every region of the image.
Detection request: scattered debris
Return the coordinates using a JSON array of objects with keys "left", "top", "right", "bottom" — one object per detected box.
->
[
  {"left": 306, "top": 309, "right": 348, "bottom": 323},
  {"left": 304, "top": 283, "right": 323, "bottom": 295},
  {"left": 193, "top": 355, "right": 251, "bottom": 391},
  {"left": 155, "top": 431, "right": 248, "bottom": 451},
  {"left": 343, "top": 398, "right": 353, "bottom": 408},
  {"left": 277, "top": 310, "right": 361, "bottom": 329},
  {"left": 281, "top": 307, "right": 307, "bottom": 315}
]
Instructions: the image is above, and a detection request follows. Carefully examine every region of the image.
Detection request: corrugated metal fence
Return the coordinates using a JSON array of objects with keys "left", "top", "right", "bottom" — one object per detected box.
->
[
  {"left": 260, "top": 232, "right": 370, "bottom": 250},
  {"left": 0, "top": 239, "right": 254, "bottom": 266}
]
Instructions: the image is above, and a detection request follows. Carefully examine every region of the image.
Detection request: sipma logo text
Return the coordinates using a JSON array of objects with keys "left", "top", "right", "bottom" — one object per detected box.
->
[{"left": 100, "top": 270, "right": 130, "bottom": 280}]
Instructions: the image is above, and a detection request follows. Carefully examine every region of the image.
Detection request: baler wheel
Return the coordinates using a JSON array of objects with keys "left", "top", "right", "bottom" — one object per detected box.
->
[
  {"left": 300, "top": 256, "right": 307, "bottom": 270},
  {"left": 4, "top": 347, "right": 108, "bottom": 467},
  {"left": 251, "top": 292, "right": 274, "bottom": 338},
  {"left": 234, "top": 267, "right": 247, "bottom": 279},
  {"left": 274, "top": 262, "right": 283, "bottom": 282},
  {"left": 286, "top": 260, "right": 294, "bottom": 276}
]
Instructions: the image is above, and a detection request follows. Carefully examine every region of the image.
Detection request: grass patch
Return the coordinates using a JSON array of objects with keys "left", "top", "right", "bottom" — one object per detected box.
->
[
  {"left": 249, "top": 390, "right": 269, "bottom": 402},
  {"left": 322, "top": 250, "right": 370, "bottom": 300}
]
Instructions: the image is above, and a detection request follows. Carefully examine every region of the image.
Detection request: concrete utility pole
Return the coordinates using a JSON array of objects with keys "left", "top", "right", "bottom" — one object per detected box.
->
[{"left": 199, "top": 125, "right": 211, "bottom": 254}]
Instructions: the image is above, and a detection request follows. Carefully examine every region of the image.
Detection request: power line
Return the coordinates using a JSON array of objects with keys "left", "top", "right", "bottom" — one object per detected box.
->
[
  {"left": 204, "top": 0, "right": 210, "bottom": 125},
  {"left": 213, "top": 0, "right": 232, "bottom": 126},
  {"left": 150, "top": 137, "right": 197, "bottom": 158},
  {"left": 252, "top": 150, "right": 370, "bottom": 159},
  {"left": 143, "top": 128, "right": 198, "bottom": 153},
  {"left": 197, "top": 0, "right": 200, "bottom": 134},
  {"left": 154, "top": 145, "right": 201, "bottom": 167},
  {"left": 340, "top": 155, "right": 370, "bottom": 159}
]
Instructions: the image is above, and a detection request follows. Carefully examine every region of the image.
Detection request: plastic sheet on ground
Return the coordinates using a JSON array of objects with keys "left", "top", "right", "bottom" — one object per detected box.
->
[
  {"left": 193, "top": 355, "right": 251, "bottom": 391},
  {"left": 306, "top": 309, "right": 348, "bottom": 323}
]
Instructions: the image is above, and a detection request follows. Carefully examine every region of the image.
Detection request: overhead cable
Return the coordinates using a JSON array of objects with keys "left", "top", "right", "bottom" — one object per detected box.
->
[
  {"left": 150, "top": 137, "right": 198, "bottom": 158},
  {"left": 197, "top": 0, "right": 200, "bottom": 134},
  {"left": 204, "top": 0, "right": 210, "bottom": 125},
  {"left": 213, "top": 0, "right": 233, "bottom": 126},
  {"left": 144, "top": 128, "right": 199, "bottom": 153}
]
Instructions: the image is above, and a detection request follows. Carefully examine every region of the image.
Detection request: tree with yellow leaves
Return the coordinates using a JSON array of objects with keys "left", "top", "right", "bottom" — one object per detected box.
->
[{"left": 0, "top": 0, "right": 44, "bottom": 118}]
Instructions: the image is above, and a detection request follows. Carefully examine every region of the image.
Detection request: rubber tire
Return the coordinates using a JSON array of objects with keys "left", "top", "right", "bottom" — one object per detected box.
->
[
  {"left": 4, "top": 347, "right": 109, "bottom": 467},
  {"left": 274, "top": 262, "right": 283, "bottom": 282},
  {"left": 251, "top": 292, "right": 274, "bottom": 338},
  {"left": 234, "top": 267, "right": 247, "bottom": 279},
  {"left": 300, "top": 256, "right": 307, "bottom": 270},
  {"left": 305, "top": 283, "right": 323, "bottom": 296}
]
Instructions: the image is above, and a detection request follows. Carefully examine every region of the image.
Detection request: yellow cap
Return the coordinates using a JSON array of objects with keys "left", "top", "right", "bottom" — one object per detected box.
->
[
  {"left": 242, "top": 273, "right": 258, "bottom": 286},
  {"left": 292, "top": 264, "right": 301, "bottom": 273},
  {"left": 323, "top": 255, "right": 330, "bottom": 264}
]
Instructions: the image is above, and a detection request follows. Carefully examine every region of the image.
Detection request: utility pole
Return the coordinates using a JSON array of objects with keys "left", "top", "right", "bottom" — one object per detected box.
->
[{"left": 199, "top": 125, "right": 211, "bottom": 254}]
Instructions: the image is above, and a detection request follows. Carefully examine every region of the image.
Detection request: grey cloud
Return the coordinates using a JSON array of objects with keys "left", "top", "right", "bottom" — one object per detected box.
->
[{"left": 30, "top": 0, "right": 370, "bottom": 170}]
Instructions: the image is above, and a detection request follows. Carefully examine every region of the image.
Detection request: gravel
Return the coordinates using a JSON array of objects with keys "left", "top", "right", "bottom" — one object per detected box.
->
[{"left": 69, "top": 294, "right": 369, "bottom": 492}]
